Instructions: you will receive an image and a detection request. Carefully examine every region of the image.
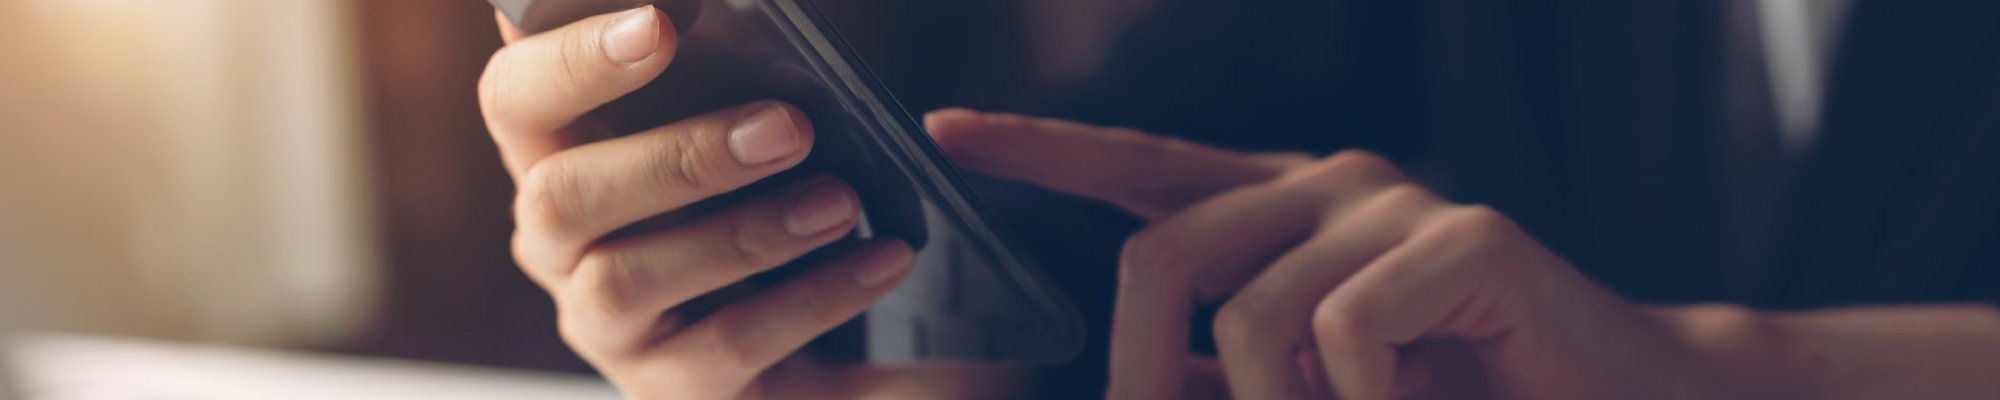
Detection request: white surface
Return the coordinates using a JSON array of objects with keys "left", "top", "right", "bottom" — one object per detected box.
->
[{"left": 4, "top": 334, "right": 620, "bottom": 400}]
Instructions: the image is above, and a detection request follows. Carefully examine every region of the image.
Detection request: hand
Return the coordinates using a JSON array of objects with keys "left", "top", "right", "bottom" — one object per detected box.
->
[
  {"left": 925, "top": 110, "right": 1736, "bottom": 399},
  {"left": 480, "top": 7, "right": 1017, "bottom": 399}
]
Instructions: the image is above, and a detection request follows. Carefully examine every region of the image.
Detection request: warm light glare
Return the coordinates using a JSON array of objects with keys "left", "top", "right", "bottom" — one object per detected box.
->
[{"left": 0, "top": 0, "right": 382, "bottom": 348}]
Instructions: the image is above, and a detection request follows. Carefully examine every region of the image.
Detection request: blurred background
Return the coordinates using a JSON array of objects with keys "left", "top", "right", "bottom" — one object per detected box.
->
[
  {"left": 5, "top": 0, "right": 1996, "bottom": 397},
  {"left": 1, "top": 0, "right": 382, "bottom": 349},
  {"left": 0, "top": 0, "right": 588, "bottom": 394}
]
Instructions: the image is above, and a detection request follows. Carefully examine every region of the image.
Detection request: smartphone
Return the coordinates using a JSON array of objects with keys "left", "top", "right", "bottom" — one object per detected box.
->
[{"left": 489, "top": 0, "right": 1084, "bottom": 366}]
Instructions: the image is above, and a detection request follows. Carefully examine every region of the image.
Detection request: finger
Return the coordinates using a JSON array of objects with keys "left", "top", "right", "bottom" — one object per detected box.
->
[
  {"left": 1211, "top": 184, "right": 1446, "bottom": 400},
  {"left": 1313, "top": 206, "right": 1519, "bottom": 400},
  {"left": 1105, "top": 152, "right": 1413, "bottom": 399},
  {"left": 512, "top": 102, "right": 813, "bottom": 277},
  {"left": 560, "top": 176, "right": 858, "bottom": 337},
  {"left": 924, "top": 108, "right": 1283, "bottom": 220},
  {"left": 1106, "top": 185, "right": 1324, "bottom": 400},
  {"left": 480, "top": 5, "right": 680, "bottom": 177},
  {"left": 651, "top": 240, "right": 916, "bottom": 387},
  {"left": 1255, "top": 152, "right": 1320, "bottom": 169},
  {"left": 1188, "top": 152, "right": 1415, "bottom": 301}
]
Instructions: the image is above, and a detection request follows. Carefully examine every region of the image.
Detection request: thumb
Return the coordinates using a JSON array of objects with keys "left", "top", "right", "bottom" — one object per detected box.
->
[{"left": 923, "top": 109, "right": 1281, "bottom": 220}]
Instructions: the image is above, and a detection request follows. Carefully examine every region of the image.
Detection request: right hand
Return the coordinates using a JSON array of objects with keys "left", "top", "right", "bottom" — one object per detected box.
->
[{"left": 479, "top": 6, "right": 1011, "bottom": 399}]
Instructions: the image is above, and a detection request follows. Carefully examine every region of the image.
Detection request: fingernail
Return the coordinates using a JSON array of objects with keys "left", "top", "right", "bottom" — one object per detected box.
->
[
  {"left": 923, "top": 108, "right": 979, "bottom": 128},
  {"left": 729, "top": 105, "right": 803, "bottom": 166},
  {"left": 784, "top": 182, "right": 856, "bottom": 236},
  {"left": 602, "top": 6, "right": 660, "bottom": 64},
  {"left": 852, "top": 244, "right": 912, "bottom": 288}
]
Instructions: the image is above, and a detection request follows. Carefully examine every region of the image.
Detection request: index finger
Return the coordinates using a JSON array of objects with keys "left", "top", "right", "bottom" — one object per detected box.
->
[{"left": 923, "top": 109, "right": 1283, "bottom": 220}]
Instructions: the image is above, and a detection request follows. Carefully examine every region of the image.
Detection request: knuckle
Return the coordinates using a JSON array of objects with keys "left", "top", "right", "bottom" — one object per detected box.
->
[
  {"left": 509, "top": 230, "right": 562, "bottom": 281},
  {"left": 553, "top": 313, "right": 606, "bottom": 358},
  {"left": 575, "top": 249, "right": 646, "bottom": 315},
  {"left": 514, "top": 159, "right": 591, "bottom": 238},
  {"left": 1117, "top": 228, "right": 1184, "bottom": 277},
  {"left": 1349, "top": 183, "right": 1441, "bottom": 215},
  {"left": 794, "top": 287, "right": 843, "bottom": 326},
  {"left": 1420, "top": 205, "right": 1521, "bottom": 267},
  {"left": 1311, "top": 294, "right": 1365, "bottom": 338},
  {"left": 655, "top": 128, "right": 730, "bottom": 192},
  {"left": 692, "top": 323, "right": 758, "bottom": 370},
  {"left": 477, "top": 49, "right": 552, "bottom": 138},
  {"left": 509, "top": 232, "right": 535, "bottom": 268},
  {"left": 1320, "top": 149, "right": 1402, "bottom": 183},
  {"left": 1116, "top": 230, "right": 1157, "bottom": 269},
  {"left": 551, "top": 304, "right": 649, "bottom": 368},
  {"left": 1437, "top": 204, "right": 1513, "bottom": 240},
  {"left": 1212, "top": 297, "right": 1276, "bottom": 345},
  {"left": 714, "top": 219, "right": 778, "bottom": 268},
  {"left": 1377, "top": 183, "right": 1436, "bottom": 205}
]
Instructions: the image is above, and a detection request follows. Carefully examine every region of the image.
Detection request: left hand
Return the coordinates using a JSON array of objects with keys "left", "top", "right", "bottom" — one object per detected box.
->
[
  {"left": 482, "top": 8, "right": 1022, "bottom": 398},
  {"left": 925, "top": 110, "right": 1737, "bottom": 400}
]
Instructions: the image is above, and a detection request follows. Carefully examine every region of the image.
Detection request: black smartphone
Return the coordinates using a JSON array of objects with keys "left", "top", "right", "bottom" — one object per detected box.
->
[{"left": 490, "top": 0, "right": 1083, "bottom": 365}]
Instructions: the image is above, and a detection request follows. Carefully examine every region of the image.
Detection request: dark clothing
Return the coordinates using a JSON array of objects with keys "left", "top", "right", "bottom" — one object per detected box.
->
[{"left": 866, "top": 0, "right": 2000, "bottom": 397}]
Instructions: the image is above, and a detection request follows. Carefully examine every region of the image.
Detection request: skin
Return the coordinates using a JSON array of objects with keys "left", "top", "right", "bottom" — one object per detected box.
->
[
  {"left": 480, "top": 5, "right": 2000, "bottom": 400},
  {"left": 481, "top": 6, "right": 1018, "bottom": 400}
]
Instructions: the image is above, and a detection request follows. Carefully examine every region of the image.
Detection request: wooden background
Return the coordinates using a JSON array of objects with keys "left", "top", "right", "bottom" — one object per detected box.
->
[{"left": 345, "top": 0, "right": 584, "bottom": 370}]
